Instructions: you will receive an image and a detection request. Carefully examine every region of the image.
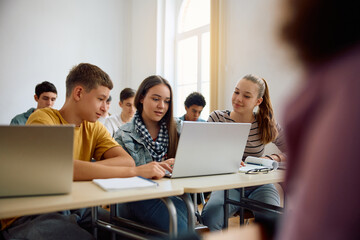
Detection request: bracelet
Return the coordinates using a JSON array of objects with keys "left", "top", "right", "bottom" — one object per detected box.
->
[
  {"left": 265, "top": 155, "right": 274, "bottom": 160},
  {"left": 272, "top": 153, "right": 282, "bottom": 162}
]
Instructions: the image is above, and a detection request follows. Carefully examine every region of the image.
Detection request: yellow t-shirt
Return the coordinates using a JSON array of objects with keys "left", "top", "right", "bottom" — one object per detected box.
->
[
  {"left": 1, "top": 108, "right": 119, "bottom": 230},
  {"left": 26, "top": 108, "right": 119, "bottom": 161}
]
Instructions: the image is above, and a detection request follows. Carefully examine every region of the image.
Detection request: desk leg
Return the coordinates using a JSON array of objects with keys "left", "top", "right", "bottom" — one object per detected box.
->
[
  {"left": 91, "top": 206, "right": 98, "bottom": 239},
  {"left": 192, "top": 193, "right": 198, "bottom": 213},
  {"left": 223, "top": 190, "right": 229, "bottom": 229},
  {"left": 224, "top": 188, "right": 245, "bottom": 228},
  {"left": 160, "top": 197, "right": 178, "bottom": 238},
  {"left": 239, "top": 188, "right": 245, "bottom": 225},
  {"left": 110, "top": 204, "right": 118, "bottom": 240},
  {"left": 180, "top": 193, "right": 196, "bottom": 230},
  {"left": 191, "top": 193, "right": 202, "bottom": 224}
]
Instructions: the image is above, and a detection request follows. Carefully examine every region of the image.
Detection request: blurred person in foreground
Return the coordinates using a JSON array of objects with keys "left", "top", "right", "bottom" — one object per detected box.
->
[
  {"left": 203, "top": 0, "right": 360, "bottom": 239},
  {"left": 277, "top": 0, "right": 360, "bottom": 238}
]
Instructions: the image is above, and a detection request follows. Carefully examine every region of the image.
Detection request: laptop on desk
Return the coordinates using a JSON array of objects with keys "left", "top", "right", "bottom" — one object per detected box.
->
[
  {"left": 0, "top": 125, "right": 74, "bottom": 197},
  {"left": 168, "top": 122, "right": 251, "bottom": 178}
]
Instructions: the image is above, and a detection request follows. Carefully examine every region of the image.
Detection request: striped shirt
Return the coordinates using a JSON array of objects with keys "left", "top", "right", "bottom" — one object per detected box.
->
[{"left": 208, "top": 110, "right": 286, "bottom": 160}]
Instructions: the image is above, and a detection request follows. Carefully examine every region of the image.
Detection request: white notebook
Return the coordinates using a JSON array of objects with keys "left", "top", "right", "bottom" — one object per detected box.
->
[
  {"left": 239, "top": 156, "right": 279, "bottom": 173},
  {"left": 93, "top": 177, "right": 158, "bottom": 191}
]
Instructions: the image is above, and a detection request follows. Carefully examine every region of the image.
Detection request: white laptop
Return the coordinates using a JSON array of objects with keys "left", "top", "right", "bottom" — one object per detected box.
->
[
  {"left": 0, "top": 125, "right": 74, "bottom": 197},
  {"left": 169, "top": 121, "right": 251, "bottom": 178}
]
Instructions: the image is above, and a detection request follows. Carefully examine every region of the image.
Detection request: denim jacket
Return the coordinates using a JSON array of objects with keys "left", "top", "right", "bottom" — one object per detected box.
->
[{"left": 114, "top": 118, "right": 183, "bottom": 166}]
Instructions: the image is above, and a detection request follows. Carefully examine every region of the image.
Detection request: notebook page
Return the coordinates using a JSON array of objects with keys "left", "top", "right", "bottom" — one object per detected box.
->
[{"left": 93, "top": 177, "right": 158, "bottom": 191}]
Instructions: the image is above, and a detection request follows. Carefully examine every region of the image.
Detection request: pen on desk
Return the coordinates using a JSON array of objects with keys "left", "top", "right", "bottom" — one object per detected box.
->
[{"left": 137, "top": 176, "right": 159, "bottom": 186}]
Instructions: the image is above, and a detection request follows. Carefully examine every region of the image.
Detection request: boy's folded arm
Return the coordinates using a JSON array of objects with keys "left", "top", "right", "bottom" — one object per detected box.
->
[
  {"left": 73, "top": 160, "right": 165, "bottom": 181},
  {"left": 73, "top": 160, "right": 137, "bottom": 181},
  {"left": 96, "top": 146, "right": 135, "bottom": 167}
]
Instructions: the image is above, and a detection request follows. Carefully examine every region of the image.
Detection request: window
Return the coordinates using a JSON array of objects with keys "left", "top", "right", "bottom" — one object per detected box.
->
[{"left": 175, "top": 0, "right": 210, "bottom": 120}]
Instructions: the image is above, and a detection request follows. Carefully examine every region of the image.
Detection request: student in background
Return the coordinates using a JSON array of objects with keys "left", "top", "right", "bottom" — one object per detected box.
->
[
  {"left": 115, "top": 75, "right": 188, "bottom": 232},
  {"left": 179, "top": 92, "right": 206, "bottom": 122},
  {"left": 201, "top": 74, "right": 286, "bottom": 231},
  {"left": 10, "top": 81, "right": 57, "bottom": 125},
  {"left": 104, "top": 87, "right": 136, "bottom": 137},
  {"left": 1, "top": 63, "right": 167, "bottom": 240},
  {"left": 178, "top": 92, "right": 208, "bottom": 203},
  {"left": 98, "top": 95, "right": 112, "bottom": 124}
]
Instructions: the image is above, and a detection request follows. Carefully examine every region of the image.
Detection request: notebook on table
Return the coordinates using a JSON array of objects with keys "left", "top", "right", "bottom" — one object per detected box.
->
[
  {"left": 93, "top": 177, "right": 158, "bottom": 191},
  {"left": 0, "top": 125, "right": 74, "bottom": 197},
  {"left": 168, "top": 121, "right": 251, "bottom": 178}
]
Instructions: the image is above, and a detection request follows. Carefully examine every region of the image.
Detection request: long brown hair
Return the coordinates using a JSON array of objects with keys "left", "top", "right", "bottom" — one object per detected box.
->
[
  {"left": 243, "top": 74, "right": 278, "bottom": 144},
  {"left": 134, "top": 75, "right": 179, "bottom": 158}
]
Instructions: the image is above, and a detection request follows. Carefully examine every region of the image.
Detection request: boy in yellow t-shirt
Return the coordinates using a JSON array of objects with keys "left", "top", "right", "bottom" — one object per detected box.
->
[{"left": 1, "top": 63, "right": 167, "bottom": 240}]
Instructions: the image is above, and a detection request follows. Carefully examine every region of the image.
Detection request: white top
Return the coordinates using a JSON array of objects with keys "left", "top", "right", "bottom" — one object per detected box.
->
[
  {"left": 104, "top": 114, "right": 125, "bottom": 137},
  {"left": 98, "top": 115, "right": 109, "bottom": 124}
]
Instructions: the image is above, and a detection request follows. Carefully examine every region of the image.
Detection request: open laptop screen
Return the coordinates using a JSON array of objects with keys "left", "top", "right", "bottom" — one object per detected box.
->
[
  {"left": 0, "top": 125, "right": 74, "bottom": 197},
  {"left": 170, "top": 122, "right": 251, "bottom": 178}
]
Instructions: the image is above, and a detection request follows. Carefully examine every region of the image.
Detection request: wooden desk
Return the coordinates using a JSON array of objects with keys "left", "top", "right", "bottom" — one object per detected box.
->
[
  {"left": 163, "top": 170, "right": 285, "bottom": 228},
  {"left": 0, "top": 180, "right": 185, "bottom": 239},
  {"left": 0, "top": 172, "right": 284, "bottom": 235},
  {"left": 0, "top": 180, "right": 183, "bottom": 219},
  {"left": 167, "top": 170, "right": 284, "bottom": 193}
]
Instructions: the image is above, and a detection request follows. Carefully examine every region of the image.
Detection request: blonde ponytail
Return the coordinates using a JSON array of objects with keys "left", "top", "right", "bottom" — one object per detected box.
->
[{"left": 243, "top": 75, "right": 278, "bottom": 144}]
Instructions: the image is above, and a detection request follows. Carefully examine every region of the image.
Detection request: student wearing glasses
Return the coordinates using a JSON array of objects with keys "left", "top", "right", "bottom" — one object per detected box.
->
[
  {"left": 114, "top": 75, "right": 188, "bottom": 232},
  {"left": 201, "top": 74, "right": 287, "bottom": 231}
]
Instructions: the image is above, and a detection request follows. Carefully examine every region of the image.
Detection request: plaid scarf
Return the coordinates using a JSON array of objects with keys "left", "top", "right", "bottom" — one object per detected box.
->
[{"left": 134, "top": 112, "right": 169, "bottom": 162}]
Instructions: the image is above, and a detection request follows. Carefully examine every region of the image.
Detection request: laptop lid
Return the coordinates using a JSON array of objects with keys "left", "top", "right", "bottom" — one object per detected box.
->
[
  {"left": 170, "top": 122, "right": 251, "bottom": 178},
  {"left": 0, "top": 125, "right": 74, "bottom": 197}
]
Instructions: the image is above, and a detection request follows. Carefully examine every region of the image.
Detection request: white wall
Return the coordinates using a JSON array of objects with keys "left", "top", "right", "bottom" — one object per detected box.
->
[
  {"left": 218, "top": 0, "right": 302, "bottom": 123},
  {"left": 0, "top": 0, "right": 301, "bottom": 128},
  {"left": 128, "top": 0, "right": 158, "bottom": 88},
  {"left": 215, "top": 0, "right": 302, "bottom": 153},
  {"left": 0, "top": 0, "right": 158, "bottom": 124}
]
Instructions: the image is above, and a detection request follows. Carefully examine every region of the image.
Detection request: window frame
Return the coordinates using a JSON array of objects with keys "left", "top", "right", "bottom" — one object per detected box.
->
[{"left": 174, "top": 0, "right": 210, "bottom": 119}]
